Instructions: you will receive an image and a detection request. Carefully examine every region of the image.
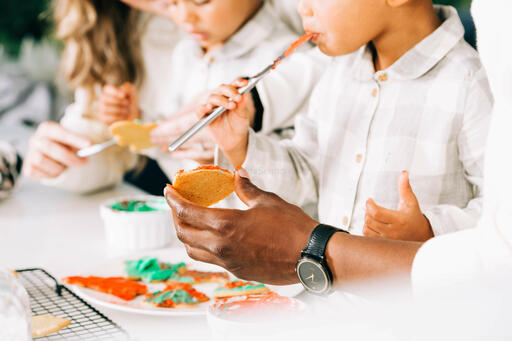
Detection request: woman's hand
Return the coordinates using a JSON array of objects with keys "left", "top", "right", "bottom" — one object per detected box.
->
[
  {"left": 98, "top": 82, "right": 140, "bottom": 125},
  {"left": 23, "top": 122, "right": 92, "bottom": 180}
]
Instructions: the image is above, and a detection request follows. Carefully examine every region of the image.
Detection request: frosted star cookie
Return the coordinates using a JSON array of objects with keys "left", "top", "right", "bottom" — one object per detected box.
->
[
  {"left": 213, "top": 280, "right": 270, "bottom": 299},
  {"left": 171, "top": 166, "right": 234, "bottom": 207},
  {"left": 62, "top": 276, "right": 147, "bottom": 301},
  {"left": 124, "top": 257, "right": 186, "bottom": 283},
  {"left": 145, "top": 282, "right": 209, "bottom": 308},
  {"left": 109, "top": 120, "right": 157, "bottom": 152}
]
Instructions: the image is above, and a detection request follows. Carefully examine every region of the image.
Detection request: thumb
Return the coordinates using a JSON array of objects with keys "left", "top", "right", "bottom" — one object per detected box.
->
[
  {"left": 398, "top": 171, "right": 418, "bottom": 210},
  {"left": 234, "top": 167, "right": 266, "bottom": 207}
]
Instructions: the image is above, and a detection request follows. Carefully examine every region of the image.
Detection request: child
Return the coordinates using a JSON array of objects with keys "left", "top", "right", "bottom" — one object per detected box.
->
[
  {"left": 24, "top": 0, "right": 326, "bottom": 197},
  {"left": 199, "top": 0, "right": 493, "bottom": 241}
]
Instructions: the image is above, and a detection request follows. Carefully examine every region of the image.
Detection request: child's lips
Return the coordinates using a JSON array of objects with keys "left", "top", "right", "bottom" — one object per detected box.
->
[{"left": 189, "top": 31, "right": 209, "bottom": 41}]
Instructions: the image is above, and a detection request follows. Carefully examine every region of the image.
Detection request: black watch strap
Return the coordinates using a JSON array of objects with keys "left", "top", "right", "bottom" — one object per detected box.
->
[{"left": 302, "top": 224, "right": 347, "bottom": 260}]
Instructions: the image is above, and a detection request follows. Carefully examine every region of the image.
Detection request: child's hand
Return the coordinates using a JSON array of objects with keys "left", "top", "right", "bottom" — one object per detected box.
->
[
  {"left": 98, "top": 82, "right": 140, "bottom": 125},
  {"left": 23, "top": 122, "right": 91, "bottom": 179},
  {"left": 363, "top": 171, "right": 434, "bottom": 242},
  {"left": 198, "top": 78, "right": 255, "bottom": 167}
]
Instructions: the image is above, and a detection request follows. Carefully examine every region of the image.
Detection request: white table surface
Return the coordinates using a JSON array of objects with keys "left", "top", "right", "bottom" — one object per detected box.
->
[{"left": 0, "top": 179, "right": 212, "bottom": 341}]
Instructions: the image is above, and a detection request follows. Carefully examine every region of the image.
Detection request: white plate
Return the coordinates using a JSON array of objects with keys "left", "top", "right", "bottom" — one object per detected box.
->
[{"left": 66, "top": 248, "right": 304, "bottom": 316}]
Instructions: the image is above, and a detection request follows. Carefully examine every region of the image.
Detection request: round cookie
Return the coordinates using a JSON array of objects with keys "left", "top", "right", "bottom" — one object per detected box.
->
[
  {"left": 171, "top": 166, "right": 235, "bottom": 207},
  {"left": 109, "top": 120, "right": 157, "bottom": 152}
]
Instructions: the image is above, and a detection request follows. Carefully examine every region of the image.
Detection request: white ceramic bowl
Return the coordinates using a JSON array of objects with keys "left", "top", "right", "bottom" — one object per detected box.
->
[{"left": 100, "top": 195, "right": 174, "bottom": 252}]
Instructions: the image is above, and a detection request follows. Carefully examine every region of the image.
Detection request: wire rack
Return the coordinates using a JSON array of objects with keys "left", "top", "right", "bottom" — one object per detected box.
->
[{"left": 16, "top": 268, "right": 129, "bottom": 340}]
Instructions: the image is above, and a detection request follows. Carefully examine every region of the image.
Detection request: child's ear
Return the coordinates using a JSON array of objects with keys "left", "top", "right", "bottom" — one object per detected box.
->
[{"left": 385, "top": 0, "right": 411, "bottom": 8}]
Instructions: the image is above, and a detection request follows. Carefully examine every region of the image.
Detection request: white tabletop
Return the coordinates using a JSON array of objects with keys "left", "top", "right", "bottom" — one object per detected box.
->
[{"left": 0, "top": 179, "right": 211, "bottom": 341}]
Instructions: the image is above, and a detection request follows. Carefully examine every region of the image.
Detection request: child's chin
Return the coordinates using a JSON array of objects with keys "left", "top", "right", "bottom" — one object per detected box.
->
[{"left": 319, "top": 43, "right": 362, "bottom": 57}]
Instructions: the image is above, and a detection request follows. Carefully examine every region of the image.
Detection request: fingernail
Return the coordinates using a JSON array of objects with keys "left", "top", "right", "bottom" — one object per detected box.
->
[
  {"left": 236, "top": 166, "right": 249, "bottom": 179},
  {"left": 229, "top": 103, "right": 236, "bottom": 109},
  {"left": 235, "top": 95, "right": 242, "bottom": 101}
]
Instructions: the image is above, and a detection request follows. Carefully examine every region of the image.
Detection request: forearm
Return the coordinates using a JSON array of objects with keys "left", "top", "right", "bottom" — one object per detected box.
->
[
  {"left": 243, "top": 129, "right": 319, "bottom": 207},
  {"left": 326, "top": 232, "right": 422, "bottom": 286}
]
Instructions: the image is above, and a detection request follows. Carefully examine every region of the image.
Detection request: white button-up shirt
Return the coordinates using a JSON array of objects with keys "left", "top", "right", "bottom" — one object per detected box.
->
[{"left": 243, "top": 6, "right": 493, "bottom": 236}]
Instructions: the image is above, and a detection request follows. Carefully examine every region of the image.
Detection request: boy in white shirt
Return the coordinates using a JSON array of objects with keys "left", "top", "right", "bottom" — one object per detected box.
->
[{"left": 195, "top": 0, "right": 493, "bottom": 241}]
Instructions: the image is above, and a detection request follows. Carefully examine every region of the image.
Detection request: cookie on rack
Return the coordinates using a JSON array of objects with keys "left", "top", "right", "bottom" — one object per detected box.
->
[{"left": 32, "top": 314, "right": 71, "bottom": 338}]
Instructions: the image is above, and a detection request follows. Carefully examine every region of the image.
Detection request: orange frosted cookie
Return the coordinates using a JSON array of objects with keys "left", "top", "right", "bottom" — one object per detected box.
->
[
  {"left": 109, "top": 120, "right": 157, "bottom": 152},
  {"left": 62, "top": 276, "right": 147, "bottom": 301},
  {"left": 171, "top": 166, "right": 234, "bottom": 207}
]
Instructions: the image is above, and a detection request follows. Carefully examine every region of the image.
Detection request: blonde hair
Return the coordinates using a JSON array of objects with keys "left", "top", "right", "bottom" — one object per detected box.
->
[{"left": 53, "top": 0, "right": 144, "bottom": 100}]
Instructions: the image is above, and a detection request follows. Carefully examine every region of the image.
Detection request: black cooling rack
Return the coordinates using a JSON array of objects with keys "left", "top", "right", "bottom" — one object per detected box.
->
[{"left": 16, "top": 268, "right": 129, "bottom": 340}]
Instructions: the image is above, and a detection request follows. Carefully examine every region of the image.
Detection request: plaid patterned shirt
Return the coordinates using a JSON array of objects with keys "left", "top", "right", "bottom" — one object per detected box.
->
[{"left": 242, "top": 6, "right": 493, "bottom": 236}]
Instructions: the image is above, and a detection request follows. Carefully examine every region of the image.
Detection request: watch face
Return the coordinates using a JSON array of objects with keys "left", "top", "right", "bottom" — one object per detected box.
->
[{"left": 297, "top": 258, "right": 329, "bottom": 294}]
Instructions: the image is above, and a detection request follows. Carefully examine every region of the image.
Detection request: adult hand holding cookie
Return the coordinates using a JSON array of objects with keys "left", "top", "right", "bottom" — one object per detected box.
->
[
  {"left": 164, "top": 167, "right": 318, "bottom": 285},
  {"left": 24, "top": 122, "right": 92, "bottom": 179}
]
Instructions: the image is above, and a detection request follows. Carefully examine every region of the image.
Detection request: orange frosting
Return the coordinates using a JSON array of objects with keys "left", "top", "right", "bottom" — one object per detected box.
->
[{"left": 63, "top": 276, "right": 147, "bottom": 301}]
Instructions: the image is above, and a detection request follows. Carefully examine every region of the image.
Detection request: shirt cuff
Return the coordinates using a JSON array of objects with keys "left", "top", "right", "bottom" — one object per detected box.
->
[{"left": 422, "top": 209, "right": 445, "bottom": 236}]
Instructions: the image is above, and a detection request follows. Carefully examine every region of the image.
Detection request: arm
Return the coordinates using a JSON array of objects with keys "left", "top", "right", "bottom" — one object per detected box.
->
[
  {"left": 422, "top": 67, "right": 493, "bottom": 235},
  {"left": 202, "top": 76, "right": 326, "bottom": 208},
  {"left": 164, "top": 168, "right": 421, "bottom": 286},
  {"left": 38, "top": 89, "right": 138, "bottom": 194}
]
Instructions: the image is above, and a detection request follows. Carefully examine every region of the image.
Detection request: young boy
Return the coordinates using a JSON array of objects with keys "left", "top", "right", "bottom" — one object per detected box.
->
[{"left": 199, "top": 0, "right": 493, "bottom": 241}]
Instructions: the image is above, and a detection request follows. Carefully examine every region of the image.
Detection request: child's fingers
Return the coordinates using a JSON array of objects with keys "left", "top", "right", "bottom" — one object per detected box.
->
[
  {"left": 362, "top": 224, "right": 381, "bottom": 238},
  {"left": 99, "top": 106, "right": 129, "bottom": 117},
  {"left": 213, "top": 85, "right": 243, "bottom": 103},
  {"left": 32, "top": 152, "right": 66, "bottom": 177},
  {"left": 100, "top": 95, "right": 129, "bottom": 107},
  {"left": 231, "top": 78, "right": 249, "bottom": 88},
  {"left": 32, "top": 138, "right": 86, "bottom": 167},
  {"left": 103, "top": 85, "right": 128, "bottom": 99},
  {"left": 364, "top": 215, "right": 389, "bottom": 234},
  {"left": 207, "top": 94, "right": 237, "bottom": 110},
  {"left": 365, "top": 198, "right": 398, "bottom": 223}
]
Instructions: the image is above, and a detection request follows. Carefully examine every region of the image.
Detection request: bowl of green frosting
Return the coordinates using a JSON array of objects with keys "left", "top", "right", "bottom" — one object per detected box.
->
[{"left": 100, "top": 196, "right": 174, "bottom": 252}]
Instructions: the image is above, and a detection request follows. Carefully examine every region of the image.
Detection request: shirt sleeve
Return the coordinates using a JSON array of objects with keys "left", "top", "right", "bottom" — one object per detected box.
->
[
  {"left": 242, "top": 78, "right": 326, "bottom": 207},
  {"left": 42, "top": 88, "right": 138, "bottom": 194},
  {"left": 422, "top": 67, "right": 493, "bottom": 235}
]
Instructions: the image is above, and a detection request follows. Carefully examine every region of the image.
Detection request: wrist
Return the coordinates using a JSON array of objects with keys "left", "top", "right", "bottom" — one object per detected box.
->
[{"left": 224, "top": 133, "right": 248, "bottom": 167}]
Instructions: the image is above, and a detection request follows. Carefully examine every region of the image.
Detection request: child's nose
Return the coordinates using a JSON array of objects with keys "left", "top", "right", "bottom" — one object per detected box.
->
[
  {"left": 176, "top": 2, "right": 197, "bottom": 24},
  {"left": 297, "top": 0, "right": 313, "bottom": 18}
]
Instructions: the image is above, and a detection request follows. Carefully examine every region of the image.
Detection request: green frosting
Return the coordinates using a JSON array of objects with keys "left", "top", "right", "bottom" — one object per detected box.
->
[
  {"left": 214, "top": 281, "right": 266, "bottom": 292},
  {"left": 110, "top": 198, "right": 168, "bottom": 212},
  {"left": 146, "top": 289, "right": 197, "bottom": 305},
  {"left": 125, "top": 258, "right": 186, "bottom": 282}
]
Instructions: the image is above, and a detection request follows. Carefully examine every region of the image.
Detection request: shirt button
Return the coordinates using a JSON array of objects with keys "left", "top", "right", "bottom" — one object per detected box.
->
[
  {"left": 208, "top": 56, "right": 215, "bottom": 63},
  {"left": 378, "top": 73, "right": 388, "bottom": 82},
  {"left": 342, "top": 216, "right": 349, "bottom": 226},
  {"left": 371, "top": 89, "right": 378, "bottom": 97},
  {"left": 355, "top": 154, "right": 363, "bottom": 163}
]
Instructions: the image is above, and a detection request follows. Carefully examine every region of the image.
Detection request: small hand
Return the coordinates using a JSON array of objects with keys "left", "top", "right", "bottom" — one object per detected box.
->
[
  {"left": 98, "top": 83, "right": 139, "bottom": 125},
  {"left": 363, "top": 171, "right": 434, "bottom": 242},
  {"left": 164, "top": 167, "right": 318, "bottom": 285},
  {"left": 198, "top": 79, "right": 256, "bottom": 167}
]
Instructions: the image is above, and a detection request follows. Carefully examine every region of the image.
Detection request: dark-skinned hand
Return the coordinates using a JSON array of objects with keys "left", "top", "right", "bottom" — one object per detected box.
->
[{"left": 164, "top": 168, "right": 318, "bottom": 285}]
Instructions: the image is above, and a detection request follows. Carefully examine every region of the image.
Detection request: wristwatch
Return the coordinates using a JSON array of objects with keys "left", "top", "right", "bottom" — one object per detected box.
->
[{"left": 296, "top": 224, "right": 348, "bottom": 295}]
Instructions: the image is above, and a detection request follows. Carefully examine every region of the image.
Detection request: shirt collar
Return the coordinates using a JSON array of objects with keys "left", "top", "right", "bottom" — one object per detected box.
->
[
  {"left": 356, "top": 5, "right": 465, "bottom": 81},
  {"left": 184, "top": 1, "right": 279, "bottom": 63}
]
